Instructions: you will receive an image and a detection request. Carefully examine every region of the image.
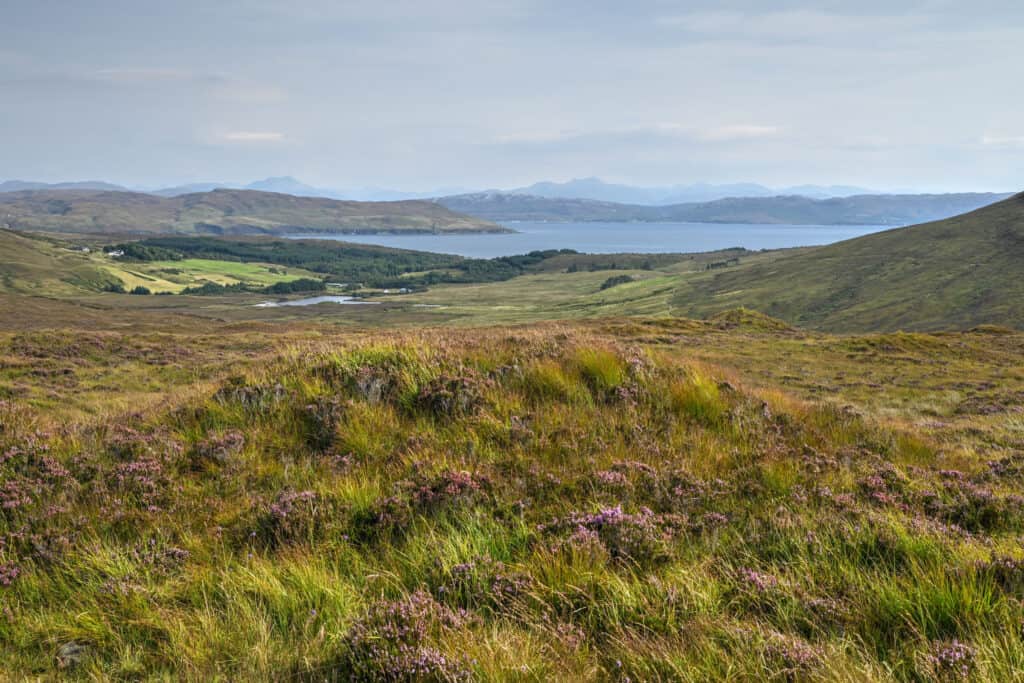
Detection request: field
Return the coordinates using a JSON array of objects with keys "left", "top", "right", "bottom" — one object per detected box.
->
[
  {"left": 3, "top": 317, "right": 1024, "bottom": 680},
  {"left": 0, "top": 230, "right": 329, "bottom": 298},
  {"left": 104, "top": 259, "right": 321, "bottom": 294}
]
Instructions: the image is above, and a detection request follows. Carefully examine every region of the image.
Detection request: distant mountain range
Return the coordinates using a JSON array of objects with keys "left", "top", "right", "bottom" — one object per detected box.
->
[
  {"left": 436, "top": 192, "right": 1013, "bottom": 226},
  {"left": 511, "top": 177, "right": 875, "bottom": 205},
  {"left": 1, "top": 177, "right": 1011, "bottom": 226},
  {"left": 0, "top": 188, "right": 502, "bottom": 236},
  {"left": 148, "top": 177, "right": 473, "bottom": 201},
  {"left": 0, "top": 180, "right": 129, "bottom": 193},
  {"left": 0, "top": 175, "right": 902, "bottom": 205}
]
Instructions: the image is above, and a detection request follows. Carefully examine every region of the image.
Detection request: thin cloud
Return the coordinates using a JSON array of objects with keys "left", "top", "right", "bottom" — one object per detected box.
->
[
  {"left": 495, "top": 124, "right": 782, "bottom": 147},
  {"left": 695, "top": 125, "right": 782, "bottom": 142},
  {"left": 223, "top": 131, "right": 286, "bottom": 142},
  {"left": 92, "top": 68, "right": 225, "bottom": 84},
  {"left": 981, "top": 135, "right": 1024, "bottom": 147}
]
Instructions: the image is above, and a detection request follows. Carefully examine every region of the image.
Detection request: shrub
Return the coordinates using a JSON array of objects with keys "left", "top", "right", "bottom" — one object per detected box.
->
[
  {"left": 247, "top": 489, "right": 347, "bottom": 547},
  {"left": 302, "top": 396, "right": 345, "bottom": 451},
  {"left": 191, "top": 430, "right": 245, "bottom": 469},
  {"left": 407, "top": 470, "right": 491, "bottom": 514},
  {"left": 925, "top": 640, "right": 976, "bottom": 681},
  {"left": 328, "top": 591, "right": 473, "bottom": 682},
  {"left": 599, "top": 274, "right": 635, "bottom": 290},
  {"left": 540, "top": 504, "right": 673, "bottom": 566},
  {"left": 976, "top": 555, "right": 1024, "bottom": 593},
  {"left": 925, "top": 479, "right": 1024, "bottom": 532},
  {"left": 129, "top": 286, "right": 151, "bottom": 295},
  {"left": 433, "top": 556, "right": 532, "bottom": 611},
  {"left": 413, "top": 374, "right": 488, "bottom": 418},
  {"left": 261, "top": 278, "right": 326, "bottom": 295}
]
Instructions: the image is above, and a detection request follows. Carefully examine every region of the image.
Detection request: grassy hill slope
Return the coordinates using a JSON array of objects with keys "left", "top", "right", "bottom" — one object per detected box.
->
[
  {"left": 3, "top": 321, "right": 1024, "bottom": 679},
  {"left": 0, "top": 230, "right": 332, "bottom": 296},
  {"left": 0, "top": 230, "right": 123, "bottom": 295},
  {"left": 671, "top": 192, "right": 1024, "bottom": 331},
  {"left": 0, "top": 188, "right": 503, "bottom": 236}
]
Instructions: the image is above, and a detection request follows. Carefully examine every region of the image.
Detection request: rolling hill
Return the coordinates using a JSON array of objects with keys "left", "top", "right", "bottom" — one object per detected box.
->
[
  {"left": 0, "top": 180, "right": 129, "bottom": 193},
  {"left": 0, "top": 230, "right": 125, "bottom": 296},
  {"left": 436, "top": 191, "right": 1012, "bottom": 225},
  {"left": 0, "top": 188, "right": 503, "bottom": 236},
  {"left": 671, "top": 191, "right": 1024, "bottom": 331}
]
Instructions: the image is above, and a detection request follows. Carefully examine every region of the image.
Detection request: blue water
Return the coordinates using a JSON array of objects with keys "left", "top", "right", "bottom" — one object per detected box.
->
[{"left": 290, "top": 221, "right": 891, "bottom": 258}]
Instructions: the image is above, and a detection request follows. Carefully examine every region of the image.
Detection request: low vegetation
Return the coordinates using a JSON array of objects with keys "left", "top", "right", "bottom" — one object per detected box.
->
[
  {"left": 120, "top": 237, "right": 582, "bottom": 289},
  {"left": 599, "top": 274, "right": 635, "bottom": 290},
  {"left": 3, "top": 320, "right": 1024, "bottom": 680}
]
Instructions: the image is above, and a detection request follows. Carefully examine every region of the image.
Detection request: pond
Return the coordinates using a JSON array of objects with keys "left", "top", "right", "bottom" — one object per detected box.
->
[{"left": 254, "top": 295, "right": 380, "bottom": 307}]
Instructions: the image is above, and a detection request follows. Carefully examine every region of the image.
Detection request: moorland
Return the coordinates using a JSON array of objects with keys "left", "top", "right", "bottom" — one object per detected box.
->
[{"left": 1, "top": 189, "right": 1023, "bottom": 681}]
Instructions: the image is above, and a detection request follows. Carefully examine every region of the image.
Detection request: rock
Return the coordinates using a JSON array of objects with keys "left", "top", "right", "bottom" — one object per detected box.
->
[{"left": 56, "top": 641, "right": 88, "bottom": 669}]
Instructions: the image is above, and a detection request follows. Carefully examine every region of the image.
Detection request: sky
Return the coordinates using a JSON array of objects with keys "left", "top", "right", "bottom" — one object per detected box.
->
[{"left": 1, "top": 0, "right": 1022, "bottom": 192}]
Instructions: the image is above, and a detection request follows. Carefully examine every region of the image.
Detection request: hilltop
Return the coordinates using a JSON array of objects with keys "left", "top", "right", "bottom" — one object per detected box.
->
[
  {"left": 0, "top": 188, "right": 503, "bottom": 236},
  {"left": 437, "top": 191, "right": 1011, "bottom": 225},
  {"left": 670, "top": 192, "right": 1024, "bottom": 331}
]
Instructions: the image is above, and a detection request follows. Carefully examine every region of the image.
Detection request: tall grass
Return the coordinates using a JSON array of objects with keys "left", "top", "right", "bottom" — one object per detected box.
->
[{"left": 1, "top": 327, "right": 1022, "bottom": 680}]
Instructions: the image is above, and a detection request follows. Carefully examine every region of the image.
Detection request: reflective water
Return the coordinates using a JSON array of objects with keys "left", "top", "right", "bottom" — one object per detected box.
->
[
  {"left": 255, "top": 295, "right": 379, "bottom": 307},
  {"left": 290, "top": 221, "right": 891, "bottom": 259}
]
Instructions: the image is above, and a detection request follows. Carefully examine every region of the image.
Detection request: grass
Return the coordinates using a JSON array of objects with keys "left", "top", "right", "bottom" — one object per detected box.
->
[
  {"left": 2, "top": 201, "right": 1024, "bottom": 680},
  {"left": 122, "top": 258, "right": 319, "bottom": 293},
  {"left": 0, "top": 230, "right": 324, "bottom": 296},
  {"left": 3, "top": 319, "right": 1024, "bottom": 680},
  {"left": 668, "top": 193, "right": 1024, "bottom": 331}
]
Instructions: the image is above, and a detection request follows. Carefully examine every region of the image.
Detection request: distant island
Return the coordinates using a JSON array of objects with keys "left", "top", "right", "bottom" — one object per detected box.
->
[
  {"left": 435, "top": 191, "right": 1013, "bottom": 226},
  {"left": 0, "top": 188, "right": 504, "bottom": 236}
]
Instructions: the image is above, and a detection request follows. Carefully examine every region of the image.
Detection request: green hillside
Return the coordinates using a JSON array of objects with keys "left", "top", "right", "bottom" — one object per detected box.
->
[
  {"left": 671, "top": 192, "right": 1024, "bottom": 331},
  {"left": 0, "top": 230, "right": 123, "bottom": 295},
  {"left": 0, "top": 188, "right": 503, "bottom": 236}
]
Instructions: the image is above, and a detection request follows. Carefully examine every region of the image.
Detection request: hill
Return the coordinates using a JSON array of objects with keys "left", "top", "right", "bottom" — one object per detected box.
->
[
  {"left": 0, "top": 180, "right": 129, "bottom": 193},
  {"left": 0, "top": 188, "right": 503, "bottom": 236},
  {"left": 0, "top": 230, "right": 135, "bottom": 295},
  {"left": 665, "top": 193, "right": 1013, "bottom": 225},
  {"left": 671, "top": 192, "right": 1024, "bottom": 331},
  {"left": 436, "top": 191, "right": 1011, "bottom": 225}
]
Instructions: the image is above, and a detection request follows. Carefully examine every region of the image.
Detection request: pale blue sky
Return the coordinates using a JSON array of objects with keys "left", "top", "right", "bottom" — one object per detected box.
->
[{"left": 1, "top": 1, "right": 1021, "bottom": 191}]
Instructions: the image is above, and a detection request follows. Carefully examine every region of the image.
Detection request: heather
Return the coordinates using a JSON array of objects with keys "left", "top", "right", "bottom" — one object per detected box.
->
[{"left": 2, "top": 325, "right": 1024, "bottom": 680}]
